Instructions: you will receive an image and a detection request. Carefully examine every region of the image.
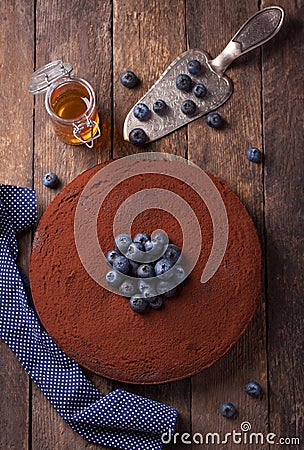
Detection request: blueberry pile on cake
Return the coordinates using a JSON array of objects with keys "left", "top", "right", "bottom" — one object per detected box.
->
[{"left": 106, "top": 231, "right": 187, "bottom": 313}]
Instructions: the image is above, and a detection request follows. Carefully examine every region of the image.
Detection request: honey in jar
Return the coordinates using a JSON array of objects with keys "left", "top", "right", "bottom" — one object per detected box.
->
[{"left": 29, "top": 60, "right": 100, "bottom": 148}]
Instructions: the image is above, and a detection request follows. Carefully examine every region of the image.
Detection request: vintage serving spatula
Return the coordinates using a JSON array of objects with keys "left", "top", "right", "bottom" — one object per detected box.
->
[{"left": 123, "top": 6, "right": 284, "bottom": 144}]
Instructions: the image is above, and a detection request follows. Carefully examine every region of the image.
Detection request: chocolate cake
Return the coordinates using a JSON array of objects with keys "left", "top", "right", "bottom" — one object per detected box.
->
[{"left": 30, "top": 158, "right": 262, "bottom": 384}]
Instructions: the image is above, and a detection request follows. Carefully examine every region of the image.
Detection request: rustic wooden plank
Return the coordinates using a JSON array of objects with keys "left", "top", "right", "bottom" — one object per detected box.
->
[
  {"left": 262, "top": 0, "right": 304, "bottom": 445},
  {"left": 0, "top": 0, "right": 34, "bottom": 448},
  {"left": 1, "top": 1, "right": 302, "bottom": 450},
  {"left": 113, "top": 0, "right": 188, "bottom": 158},
  {"left": 113, "top": 1, "right": 192, "bottom": 448},
  {"left": 32, "top": 0, "right": 113, "bottom": 448},
  {"left": 187, "top": 0, "right": 268, "bottom": 447}
]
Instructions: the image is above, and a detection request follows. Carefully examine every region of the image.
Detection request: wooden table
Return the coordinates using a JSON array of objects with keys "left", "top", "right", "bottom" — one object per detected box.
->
[{"left": 0, "top": 1, "right": 303, "bottom": 449}]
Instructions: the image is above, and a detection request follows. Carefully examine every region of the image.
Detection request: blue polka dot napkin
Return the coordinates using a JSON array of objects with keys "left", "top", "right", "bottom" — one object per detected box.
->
[{"left": 0, "top": 184, "right": 178, "bottom": 450}]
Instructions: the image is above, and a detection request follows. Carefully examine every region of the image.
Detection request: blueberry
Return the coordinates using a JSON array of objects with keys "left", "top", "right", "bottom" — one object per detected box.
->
[
  {"left": 193, "top": 83, "right": 207, "bottom": 98},
  {"left": 144, "top": 240, "right": 164, "bottom": 260},
  {"left": 105, "top": 270, "right": 122, "bottom": 287},
  {"left": 174, "top": 265, "right": 187, "bottom": 282},
  {"left": 129, "top": 296, "right": 148, "bottom": 313},
  {"left": 206, "top": 112, "right": 223, "bottom": 129},
  {"left": 151, "top": 230, "right": 169, "bottom": 246},
  {"left": 153, "top": 99, "right": 167, "bottom": 115},
  {"left": 133, "top": 103, "right": 150, "bottom": 120},
  {"left": 219, "top": 402, "right": 236, "bottom": 418},
  {"left": 145, "top": 230, "right": 168, "bottom": 259},
  {"left": 181, "top": 99, "right": 197, "bottom": 116},
  {"left": 120, "top": 70, "right": 139, "bottom": 88},
  {"left": 155, "top": 258, "right": 174, "bottom": 280},
  {"left": 113, "top": 255, "right": 131, "bottom": 274},
  {"left": 129, "top": 128, "right": 149, "bottom": 145},
  {"left": 42, "top": 172, "right": 59, "bottom": 188},
  {"left": 142, "top": 286, "right": 158, "bottom": 299},
  {"left": 138, "top": 279, "right": 154, "bottom": 294},
  {"left": 187, "top": 59, "right": 202, "bottom": 75},
  {"left": 133, "top": 233, "right": 150, "bottom": 246},
  {"left": 144, "top": 240, "right": 154, "bottom": 252},
  {"left": 149, "top": 296, "right": 163, "bottom": 309},
  {"left": 137, "top": 264, "right": 155, "bottom": 278},
  {"left": 246, "top": 147, "right": 262, "bottom": 163},
  {"left": 106, "top": 249, "right": 121, "bottom": 265},
  {"left": 133, "top": 242, "right": 145, "bottom": 251},
  {"left": 126, "top": 242, "right": 145, "bottom": 262},
  {"left": 115, "top": 234, "right": 132, "bottom": 253},
  {"left": 245, "top": 381, "right": 262, "bottom": 398},
  {"left": 163, "top": 244, "right": 181, "bottom": 264},
  {"left": 176, "top": 73, "right": 192, "bottom": 91},
  {"left": 129, "top": 260, "right": 140, "bottom": 277},
  {"left": 119, "top": 280, "right": 137, "bottom": 297}
]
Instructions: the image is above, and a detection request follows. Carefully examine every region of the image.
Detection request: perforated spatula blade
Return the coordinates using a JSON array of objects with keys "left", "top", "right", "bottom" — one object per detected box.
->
[{"left": 123, "top": 6, "right": 284, "bottom": 144}]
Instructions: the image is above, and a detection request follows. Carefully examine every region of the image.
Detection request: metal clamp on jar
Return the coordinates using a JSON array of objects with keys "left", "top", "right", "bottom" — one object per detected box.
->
[{"left": 29, "top": 60, "right": 101, "bottom": 148}]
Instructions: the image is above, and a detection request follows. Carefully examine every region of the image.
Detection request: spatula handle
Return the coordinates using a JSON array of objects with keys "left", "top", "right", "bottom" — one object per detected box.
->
[{"left": 209, "top": 6, "right": 284, "bottom": 76}]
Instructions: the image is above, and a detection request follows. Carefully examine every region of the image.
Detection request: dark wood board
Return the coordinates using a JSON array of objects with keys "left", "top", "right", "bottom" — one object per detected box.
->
[
  {"left": 262, "top": 0, "right": 304, "bottom": 445},
  {"left": 0, "top": 0, "right": 303, "bottom": 449},
  {"left": 186, "top": 1, "right": 268, "bottom": 448},
  {"left": 32, "top": 1, "right": 112, "bottom": 449},
  {"left": 0, "top": 0, "right": 34, "bottom": 448},
  {"left": 112, "top": 2, "right": 192, "bottom": 448}
]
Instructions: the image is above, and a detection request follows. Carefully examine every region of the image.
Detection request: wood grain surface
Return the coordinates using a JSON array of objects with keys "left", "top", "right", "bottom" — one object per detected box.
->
[
  {"left": 187, "top": 2, "right": 267, "bottom": 449},
  {"left": 262, "top": 0, "right": 304, "bottom": 445},
  {"left": 0, "top": 1, "right": 34, "bottom": 449},
  {"left": 0, "top": 1, "right": 303, "bottom": 449}
]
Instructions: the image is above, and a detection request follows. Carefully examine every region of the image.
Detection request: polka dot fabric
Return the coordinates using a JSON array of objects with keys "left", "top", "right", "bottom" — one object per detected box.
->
[{"left": 0, "top": 184, "right": 178, "bottom": 450}]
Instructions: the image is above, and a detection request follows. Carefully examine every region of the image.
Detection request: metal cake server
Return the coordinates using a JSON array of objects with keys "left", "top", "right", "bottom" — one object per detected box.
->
[{"left": 123, "top": 6, "right": 284, "bottom": 144}]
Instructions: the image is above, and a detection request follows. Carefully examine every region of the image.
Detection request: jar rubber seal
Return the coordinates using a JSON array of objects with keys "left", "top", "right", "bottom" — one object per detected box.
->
[{"left": 29, "top": 60, "right": 73, "bottom": 94}]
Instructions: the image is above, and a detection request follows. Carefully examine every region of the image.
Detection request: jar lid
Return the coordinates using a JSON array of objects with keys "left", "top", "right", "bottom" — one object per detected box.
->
[{"left": 29, "top": 60, "right": 73, "bottom": 94}]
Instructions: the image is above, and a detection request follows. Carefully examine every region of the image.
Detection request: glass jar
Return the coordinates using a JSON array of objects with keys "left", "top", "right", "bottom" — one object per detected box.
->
[{"left": 29, "top": 60, "right": 101, "bottom": 148}]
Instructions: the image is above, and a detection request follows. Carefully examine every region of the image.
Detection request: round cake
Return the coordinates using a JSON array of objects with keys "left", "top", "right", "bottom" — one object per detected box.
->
[{"left": 30, "top": 156, "right": 262, "bottom": 384}]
